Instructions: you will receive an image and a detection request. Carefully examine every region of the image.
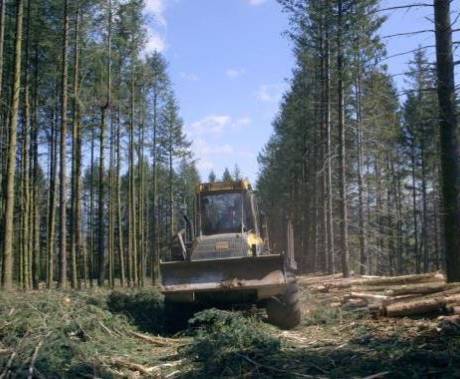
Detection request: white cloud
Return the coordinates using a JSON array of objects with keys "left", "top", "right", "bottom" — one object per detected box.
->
[
  {"left": 180, "top": 72, "right": 199, "bottom": 81},
  {"left": 247, "top": 0, "right": 268, "bottom": 5},
  {"left": 256, "top": 84, "right": 286, "bottom": 103},
  {"left": 187, "top": 115, "right": 251, "bottom": 135},
  {"left": 144, "top": 0, "right": 167, "bottom": 26},
  {"left": 142, "top": 0, "right": 168, "bottom": 56},
  {"left": 194, "top": 138, "right": 235, "bottom": 155},
  {"left": 143, "top": 30, "right": 166, "bottom": 55},
  {"left": 189, "top": 115, "right": 232, "bottom": 135},
  {"left": 226, "top": 68, "right": 246, "bottom": 79}
]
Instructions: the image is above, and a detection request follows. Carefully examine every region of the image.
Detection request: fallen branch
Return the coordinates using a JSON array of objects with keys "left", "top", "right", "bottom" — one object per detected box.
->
[
  {"left": 28, "top": 340, "right": 44, "bottom": 379},
  {"left": 110, "top": 357, "right": 161, "bottom": 377},
  {"left": 127, "top": 330, "right": 190, "bottom": 347}
]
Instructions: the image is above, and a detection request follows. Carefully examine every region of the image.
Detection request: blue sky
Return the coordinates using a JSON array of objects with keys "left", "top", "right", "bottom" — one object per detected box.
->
[{"left": 143, "top": 0, "right": 459, "bottom": 183}]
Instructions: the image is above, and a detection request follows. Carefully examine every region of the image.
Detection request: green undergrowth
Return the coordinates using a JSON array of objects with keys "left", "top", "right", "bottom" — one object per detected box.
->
[
  {"left": 0, "top": 288, "right": 171, "bottom": 378},
  {"left": 2, "top": 286, "right": 460, "bottom": 378},
  {"left": 183, "top": 309, "right": 281, "bottom": 378},
  {"left": 107, "top": 289, "right": 165, "bottom": 333}
]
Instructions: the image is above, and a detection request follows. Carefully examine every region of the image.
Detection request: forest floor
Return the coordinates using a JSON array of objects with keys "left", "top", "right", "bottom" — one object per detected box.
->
[{"left": 0, "top": 275, "right": 459, "bottom": 378}]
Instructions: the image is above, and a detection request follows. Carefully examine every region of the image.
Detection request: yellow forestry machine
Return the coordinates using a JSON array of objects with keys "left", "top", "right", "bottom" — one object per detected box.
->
[{"left": 160, "top": 180, "right": 301, "bottom": 329}]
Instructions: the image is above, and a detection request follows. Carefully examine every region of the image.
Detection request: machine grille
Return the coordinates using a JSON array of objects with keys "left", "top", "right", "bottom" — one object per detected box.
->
[{"left": 192, "top": 234, "right": 249, "bottom": 260}]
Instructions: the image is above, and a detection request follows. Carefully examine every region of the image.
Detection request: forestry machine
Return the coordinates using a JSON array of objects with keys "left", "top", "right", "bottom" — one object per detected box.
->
[{"left": 160, "top": 180, "right": 301, "bottom": 329}]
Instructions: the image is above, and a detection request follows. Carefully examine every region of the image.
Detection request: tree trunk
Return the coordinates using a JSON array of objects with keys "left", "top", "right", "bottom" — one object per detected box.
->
[
  {"left": 58, "top": 0, "right": 69, "bottom": 289},
  {"left": 324, "top": 6, "right": 335, "bottom": 274},
  {"left": 98, "top": 107, "right": 106, "bottom": 286},
  {"left": 410, "top": 137, "right": 419, "bottom": 273},
  {"left": 70, "top": 5, "right": 81, "bottom": 288},
  {"left": 1, "top": 0, "right": 24, "bottom": 290},
  {"left": 0, "top": 0, "right": 6, "bottom": 105},
  {"left": 116, "top": 105, "right": 125, "bottom": 287},
  {"left": 152, "top": 89, "right": 159, "bottom": 284},
  {"left": 21, "top": 0, "right": 32, "bottom": 290},
  {"left": 336, "top": 0, "right": 349, "bottom": 278},
  {"left": 433, "top": 0, "right": 460, "bottom": 282},
  {"left": 47, "top": 106, "right": 59, "bottom": 289}
]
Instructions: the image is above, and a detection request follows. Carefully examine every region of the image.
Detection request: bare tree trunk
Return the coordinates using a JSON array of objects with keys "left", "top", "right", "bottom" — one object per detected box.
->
[
  {"left": 420, "top": 141, "right": 429, "bottom": 272},
  {"left": 433, "top": 0, "right": 460, "bottom": 282},
  {"left": 152, "top": 89, "right": 159, "bottom": 284},
  {"left": 88, "top": 125, "right": 95, "bottom": 287},
  {"left": 70, "top": 4, "right": 81, "bottom": 288},
  {"left": 410, "top": 138, "right": 419, "bottom": 273},
  {"left": 116, "top": 105, "right": 125, "bottom": 286},
  {"left": 0, "top": 0, "right": 6, "bottom": 106},
  {"left": 20, "top": 0, "right": 32, "bottom": 289},
  {"left": 129, "top": 70, "right": 138, "bottom": 286},
  {"left": 32, "top": 39, "right": 40, "bottom": 289},
  {"left": 1, "top": 0, "right": 24, "bottom": 290},
  {"left": 355, "top": 53, "right": 367, "bottom": 275},
  {"left": 97, "top": 107, "right": 106, "bottom": 286},
  {"left": 336, "top": 0, "right": 349, "bottom": 277},
  {"left": 97, "top": 0, "right": 113, "bottom": 286},
  {"left": 58, "top": 0, "right": 69, "bottom": 289},
  {"left": 324, "top": 10, "right": 335, "bottom": 274}
]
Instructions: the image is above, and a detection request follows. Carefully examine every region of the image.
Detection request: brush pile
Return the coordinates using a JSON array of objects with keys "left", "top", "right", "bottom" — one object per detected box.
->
[
  {"left": 301, "top": 272, "right": 460, "bottom": 317},
  {"left": 0, "top": 289, "right": 188, "bottom": 378}
]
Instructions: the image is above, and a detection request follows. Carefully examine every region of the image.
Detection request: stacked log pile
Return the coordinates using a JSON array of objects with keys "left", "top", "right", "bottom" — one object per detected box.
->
[{"left": 303, "top": 272, "right": 460, "bottom": 317}]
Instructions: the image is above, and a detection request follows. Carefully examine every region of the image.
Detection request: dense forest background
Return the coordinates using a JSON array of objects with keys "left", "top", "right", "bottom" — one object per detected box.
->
[
  {"left": 0, "top": 0, "right": 459, "bottom": 289},
  {"left": 0, "top": 0, "right": 205, "bottom": 290},
  {"left": 257, "top": 0, "right": 459, "bottom": 280}
]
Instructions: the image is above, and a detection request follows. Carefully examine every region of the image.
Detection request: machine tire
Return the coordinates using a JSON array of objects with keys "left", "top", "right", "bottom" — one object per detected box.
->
[{"left": 266, "top": 276, "right": 301, "bottom": 330}]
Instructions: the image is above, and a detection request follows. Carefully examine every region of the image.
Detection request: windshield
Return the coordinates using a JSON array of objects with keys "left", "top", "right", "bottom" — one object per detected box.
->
[{"left": 200, "top": 192, "right": 243, "bottom": 235}]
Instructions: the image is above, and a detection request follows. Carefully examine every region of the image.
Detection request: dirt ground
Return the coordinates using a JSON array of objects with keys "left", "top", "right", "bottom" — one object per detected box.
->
[{"left": 258, "top": 274, "right": 460, "bottom": 378}]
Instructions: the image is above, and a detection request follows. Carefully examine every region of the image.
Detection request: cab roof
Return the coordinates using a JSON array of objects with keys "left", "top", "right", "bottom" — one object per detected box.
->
[{"left": 197, "top": 180, "right": 252, "bottom": 193}]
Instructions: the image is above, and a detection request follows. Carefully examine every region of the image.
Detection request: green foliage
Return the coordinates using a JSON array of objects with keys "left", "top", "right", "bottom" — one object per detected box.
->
[
  {"left": 107, "top": 288, "right": 165, "bottom": 333},
  {"left": 0, "top": 290, "right": 168, "bottom": 377},
  {"left": 208, "top": 170, "right": 216, "bottom": 183},
  {"left": 185, "top": 309, "right": 280, "bottom": 377},
  {"left": 222, "top": 167, "right": 233, "bottom": 182}
]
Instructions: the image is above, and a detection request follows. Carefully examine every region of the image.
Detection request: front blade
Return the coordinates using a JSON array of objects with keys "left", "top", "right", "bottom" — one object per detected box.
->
[{"left": 160, "top": 255, "right": 286, "bottom": 294}]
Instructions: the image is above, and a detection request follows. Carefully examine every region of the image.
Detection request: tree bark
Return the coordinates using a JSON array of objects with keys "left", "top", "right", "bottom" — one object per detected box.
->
[
  {"left": 1, "top": 0, "right": 24, "bottom": 290},
  {"left": 58, "top": 0, "right": 69, "bottom": 289},
  {"left": 324, "top": 2, "right": 334, "bottom": 274},
  {"left": 70, "top": 4, "right": 81, "bottom": 288},
  {"left": 433, "top": 0, "right": 460, "bottom": 282},
  {"left": 336, "top": 0, "right": 349, "bottom": 277}
]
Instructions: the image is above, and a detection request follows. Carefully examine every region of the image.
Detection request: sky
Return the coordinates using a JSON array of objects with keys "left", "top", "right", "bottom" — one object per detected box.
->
[{"left": 143, "top": 0, "right": 460, "bottom": 183}]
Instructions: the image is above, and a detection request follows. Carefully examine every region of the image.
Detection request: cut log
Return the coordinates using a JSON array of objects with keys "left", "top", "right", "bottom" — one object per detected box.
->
[
  {"left": 414, "top": 285, "right": 460, "bottom": 301},
  {"left": 385, "top": 298, "right": 444, "bottom": 317},
  {"left": 326, "top": 272, "right": 444, "bottom": 289},
  {"left": 384, "top": 282, "right": 447, "bottom": 296},
  {"left": 349, "top": 292, "right": 390, "bottom": 301},
  {"left": 385, "top": 294, "right": 460, "bottom": 317},
  {"left": 353, "top": 272, "right": 444, "bottom": 287},
  {"left": 445, "top": 304, "right": 460, "bottom": 315},
  {"left": 382, "top": 294, "right": 421, "bottom": 307},
  {"left": 310, "top": 285, "right": 329, "bottom": 293},
  {"left": 342, "top": 298, "right": 368, "bottom": 309}
]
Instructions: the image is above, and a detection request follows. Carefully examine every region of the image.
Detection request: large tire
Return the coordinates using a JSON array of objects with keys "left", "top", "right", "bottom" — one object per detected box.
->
[{"left": 266, "top": 276, "right": 301, "bottom": 330}]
